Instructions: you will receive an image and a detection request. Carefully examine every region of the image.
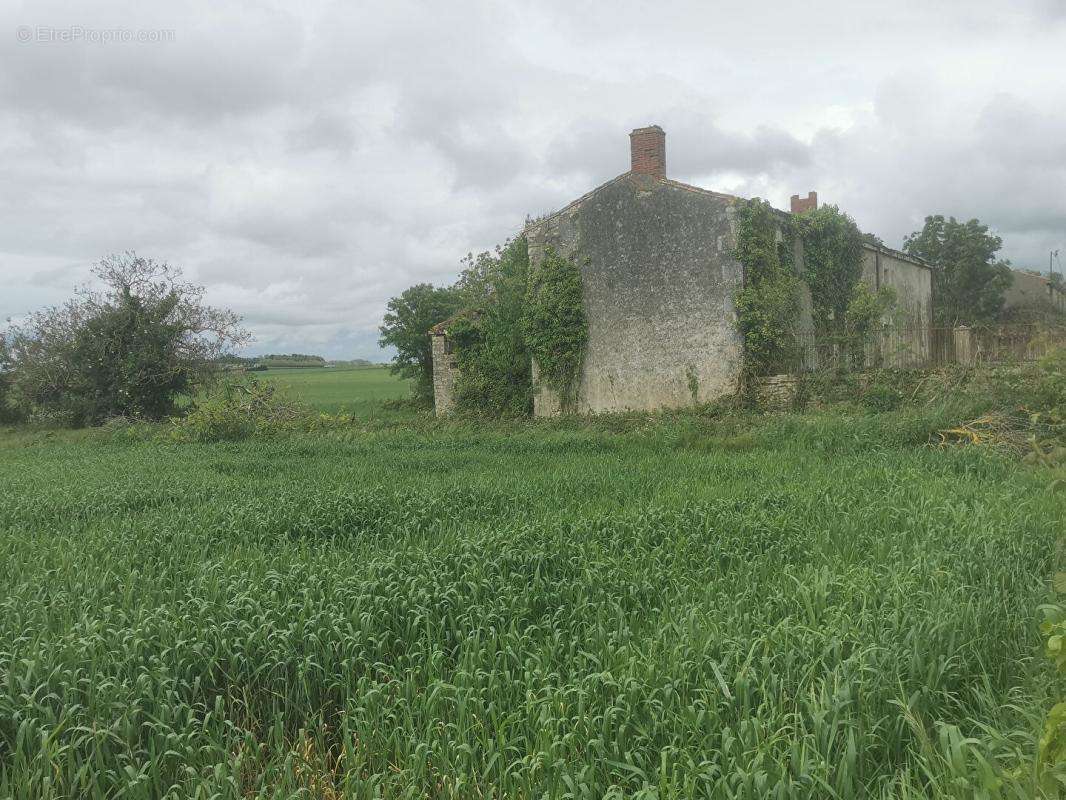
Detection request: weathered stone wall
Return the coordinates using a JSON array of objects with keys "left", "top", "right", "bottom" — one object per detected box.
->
[
  {"left": 860, "top": 245, "right": 933, "bottom": 328},
  {"left": 526, "top": 174, "right": 744, "bottom": 415},
  {"left": 1005, "top": 270, "right": 1066, "bottom": 315},
  {"left": 795, "top": 243, "right": 932, "bottom": 329},
  {"left": 430, "top": 333, "right": 457, "bottom": 415}
]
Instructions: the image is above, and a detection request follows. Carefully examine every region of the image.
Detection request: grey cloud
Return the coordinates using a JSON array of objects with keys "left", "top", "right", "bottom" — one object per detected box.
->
[{"left": 2, "top": 0, "right": 1066, "bottom": 358}]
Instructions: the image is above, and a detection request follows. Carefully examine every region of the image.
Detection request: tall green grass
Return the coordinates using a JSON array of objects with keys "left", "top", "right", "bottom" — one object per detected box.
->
[
  {"left": 259, "top": 366, "right": 410, "bottom": 415},
  {"left": 0, "top": 413, "right": 1062, "bottom": 798}
]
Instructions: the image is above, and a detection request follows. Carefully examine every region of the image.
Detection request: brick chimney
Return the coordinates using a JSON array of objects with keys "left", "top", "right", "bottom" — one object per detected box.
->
[
  {"left": 790, "top": 191, "right": 818, "bottom": 214},
  {"left": 629, "top": 125, "right": 665, "bottom": 179}
]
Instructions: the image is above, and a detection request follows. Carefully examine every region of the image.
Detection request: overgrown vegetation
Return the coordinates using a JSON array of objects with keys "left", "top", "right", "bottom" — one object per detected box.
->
[
  {"left": 378, "top": 283, "right": 463, "bottom": 404},
  {"left": 448, "top": 238, "right": 534, "bottom": 416},
  {"left": 522, "top": 247, "right": 588, "bottom": 408},
  {"left": 733, "top": 199, "right": 801, "bottom": 377},
  {"left": 169, "top": 377, "right": 316, "bottom": 442},
  {"left": 734, "top": 200, "right": 899, "bottom": 380},
  {"left": 0, "top": 333, "right": 24, "bottom": 424},
  {"left": 2, "top": 253, "right": 247, "bottom": 426},
  {"left": 794, "top": 204, "right": 866, "bottom": 337}
]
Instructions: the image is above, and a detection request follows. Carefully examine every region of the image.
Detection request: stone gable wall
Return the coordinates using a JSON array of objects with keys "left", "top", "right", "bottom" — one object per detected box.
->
[{"left": 526, "top": 175, "right": 744, "bottom": 415}]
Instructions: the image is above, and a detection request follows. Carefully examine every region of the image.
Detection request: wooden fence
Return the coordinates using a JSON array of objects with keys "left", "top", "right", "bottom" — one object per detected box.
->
[{"left": 784, "top": 324, "right": 1066, "bottom": 375}]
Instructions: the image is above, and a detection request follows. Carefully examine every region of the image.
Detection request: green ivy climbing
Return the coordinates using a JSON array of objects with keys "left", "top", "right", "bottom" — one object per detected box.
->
[
  {"left": 793, "top": 205, "right": 866, "bottom": 336},
  {"left": 733, "top": 198, "right": 801, "bottom": 377},
  {"left": 522, "top": 248, "right": 588, "bottom": 408}
]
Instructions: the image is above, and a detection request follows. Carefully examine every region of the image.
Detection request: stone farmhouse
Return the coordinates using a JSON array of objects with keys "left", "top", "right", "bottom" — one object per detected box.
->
[{"left": 432, "top": 125, "right": 934, "bottom": 416}]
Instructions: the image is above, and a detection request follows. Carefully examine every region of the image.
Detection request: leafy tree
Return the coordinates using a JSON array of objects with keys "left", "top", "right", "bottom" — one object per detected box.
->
[
  {"left": 378, "top": 283, "right": 462, "bottom": 402},
  {"left": 0, "top": 333, "right": 23, "bottom": 423},
  {"left": 903, "top": 215, "right": 1013, "bottom": 325},
  {"left": 449, "top": 237, "right": 533, "bottom": 416},
  {"left": 5, "top": 252, "right": 247, "bottom": 426}
]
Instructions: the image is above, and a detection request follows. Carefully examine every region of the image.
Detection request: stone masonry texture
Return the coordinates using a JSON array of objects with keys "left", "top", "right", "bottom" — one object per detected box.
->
[{"left": 526, "top": 174, "right": 744, "bottom": 415}]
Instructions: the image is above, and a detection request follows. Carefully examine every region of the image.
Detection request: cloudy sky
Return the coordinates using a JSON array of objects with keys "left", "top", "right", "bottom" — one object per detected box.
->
[{"left": 3, "top": 1, "right": 1065, "bottom": 358}]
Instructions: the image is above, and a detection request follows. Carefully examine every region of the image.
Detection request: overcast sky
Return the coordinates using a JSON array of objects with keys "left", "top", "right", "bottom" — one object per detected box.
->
[{"left": 3, "top": 1, "right": 1065, "bottom": 359}]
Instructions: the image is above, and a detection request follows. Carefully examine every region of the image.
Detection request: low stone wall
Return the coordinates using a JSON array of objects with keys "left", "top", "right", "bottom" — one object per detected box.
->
[{"left": 754, "top": 374, "right": 799, "bottom": 411}]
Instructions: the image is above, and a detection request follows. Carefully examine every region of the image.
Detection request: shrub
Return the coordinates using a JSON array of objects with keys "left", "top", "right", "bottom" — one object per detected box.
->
[
  {"left": 450, "top": 238, "right": 533, "bottom": 417},
  {"left": 794, "top": 204, "right": 865, "bottom": 338},
  {"left": 0, "top": 334, "right": 24, "bottom": 424},
  {"left": 170, "top": 377, "right": 312, "bottom": 442},
  {"left": 859, "top": 381, "right": 903, "bottom": 412},
  {"left": 4, "top": 253, "right": 247, "bottom": 426}
]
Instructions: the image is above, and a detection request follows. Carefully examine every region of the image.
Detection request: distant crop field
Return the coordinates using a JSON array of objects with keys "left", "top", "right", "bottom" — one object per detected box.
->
[
  {"left": 0, "top": 410, "right": 1062, "bottom": 798},
  {"left": 259, "top": 365, "right": 409, "bottom": 414}
]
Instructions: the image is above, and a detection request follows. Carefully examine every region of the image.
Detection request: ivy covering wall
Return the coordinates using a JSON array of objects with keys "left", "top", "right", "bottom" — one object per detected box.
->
[
  {"left": 734, "top": 199, "right": 896, "bottom": 378},
  {"left": 521, "top": 248, "right": 588, "bottom": 408},
  {"left": 733, "top": 199, "right": 801, "bottom": 377},
  {"left": 444, "top": 239, "right": 588, "bottom": 416}
]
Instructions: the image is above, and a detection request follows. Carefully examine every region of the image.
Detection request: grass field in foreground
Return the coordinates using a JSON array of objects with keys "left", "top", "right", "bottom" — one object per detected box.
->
[
  {"left": 259, "top": 365, "right": 410, "bottom": 414},
  {"left": 0, "top": 410, "right": 1063, "bottom": 798}
]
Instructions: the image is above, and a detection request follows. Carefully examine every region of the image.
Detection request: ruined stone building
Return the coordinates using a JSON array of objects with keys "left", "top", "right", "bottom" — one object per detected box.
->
[
  {"left": 432, "top": 125, "right": 933, "bottom": 416},
  {"left": 1004, "top": 269, "right": 1066, "bottom": 318}
]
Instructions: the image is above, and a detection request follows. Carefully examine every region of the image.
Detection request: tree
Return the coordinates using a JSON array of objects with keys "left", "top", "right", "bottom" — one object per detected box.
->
[
  {"left": 5, "top": 252, "right": 248, "bottom": 426},
  {"left": 0, "top": 332, "right": 23, "bottom": 423},
  {"left": 903, "top": 215, "right": 1013, "bottom": 325},
  {"left": 449, "top": 237, "right": 533, "bottom": 416},
  {"left": 378, "top": 283, "right": 462, "bottom": 402}
]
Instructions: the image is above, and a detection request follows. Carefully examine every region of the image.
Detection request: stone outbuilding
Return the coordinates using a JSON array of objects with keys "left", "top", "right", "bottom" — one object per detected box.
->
[
  {"left": 1003, "top": 270, "right": 1066, "bottom": 318},
  {"left": 432, "top": 125, "right": 934, "bottom": 416}
]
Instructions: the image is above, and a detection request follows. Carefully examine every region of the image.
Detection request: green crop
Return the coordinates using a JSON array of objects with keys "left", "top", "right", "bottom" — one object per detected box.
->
[{"left": 0, "top": 412, "right": 1062, "bottom": 798}]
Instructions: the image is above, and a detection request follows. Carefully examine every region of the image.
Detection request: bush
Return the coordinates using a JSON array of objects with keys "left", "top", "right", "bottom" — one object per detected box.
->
[
  {"left": 4, "top": 253, "right": 247, "bottom": 426},
  {"left": 450, "top": 238, "right": 533, "bottom": 417},
  {"left": 732, "top": 199, "right": 801, "bottom": 377},
  {"left": 859, "top": 380, "right": 903, "bottom": 412},
  {"left": 169, "top": 378, "right": 313, "bottom": 442}
]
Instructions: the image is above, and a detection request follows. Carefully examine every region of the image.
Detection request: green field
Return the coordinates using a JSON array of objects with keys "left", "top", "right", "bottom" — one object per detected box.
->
[
  {"left": 1, "top": 404, "right": 1063, "bottom": 798},
  {"left": 259, "top": 365, "right": 410, "bottom": 414}
]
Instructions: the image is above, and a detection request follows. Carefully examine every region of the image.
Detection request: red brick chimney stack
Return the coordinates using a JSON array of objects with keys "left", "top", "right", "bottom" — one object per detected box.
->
[
  {"left": 790, "top": 191, "right": 818, "bottom": 214},
  {"left": 629, "top": 125, "right": 666, "bottom": 179}
]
